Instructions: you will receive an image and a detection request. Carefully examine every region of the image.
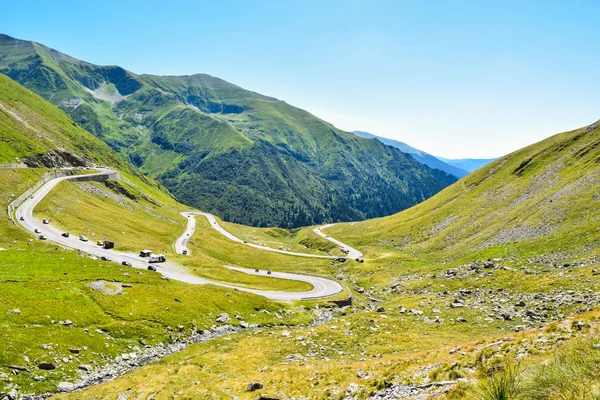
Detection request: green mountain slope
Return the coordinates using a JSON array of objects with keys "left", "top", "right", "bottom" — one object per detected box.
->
[
  {"left": 329, "top": 121, "right": 600, "bottom": 261},
  {"left": 0, "top": 33, "right": 457, "bottom": 228},
  {"left": 0, "top": 68, "right": 322, "bottom": 397},
  {"left": 49, "top": 122, "right": 600, "bottom": 400}
]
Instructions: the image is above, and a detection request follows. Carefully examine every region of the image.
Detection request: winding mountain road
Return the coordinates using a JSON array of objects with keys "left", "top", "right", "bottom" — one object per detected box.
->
[
  {"left": 13, "top": 169, "right": 348, "bottom": 300},
  {"left": 175, "top": 211, "right": 362, "bottom": 259},
  {"left": 313, "top": 224, "right": 363, "bottom": 259},
  {"left": 176, "top": 212, "right": 362, "bottom": 260}
]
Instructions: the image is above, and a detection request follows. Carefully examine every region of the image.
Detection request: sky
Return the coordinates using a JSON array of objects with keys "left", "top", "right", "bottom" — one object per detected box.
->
[{"left": 2, "top": 0, "right": 600, "bottom": 158}]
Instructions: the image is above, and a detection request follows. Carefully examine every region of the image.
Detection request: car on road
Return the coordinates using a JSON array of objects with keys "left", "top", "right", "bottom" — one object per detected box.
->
[
  {"left": 100, "top": 256, "right": 111, "bottom": 261},
  {"left": 34, "top": 228, "right": 41, "bottom": 233},
  {"left": 267, "top": 270, "right": 272, "bottom": 275},
  {"left": 62, "top": 232, "right": 70, "bottom": 237},
  {"left": 43, "top": 219, "right": 49, "bottom": 224},
  {"left": 147, "top": 265, "right": 157, "bottom": 271},
  {"left": 121, "top": 261, "right": 132, "bottom": 267},
  {"left": 79, "top": 235, "right": 88, "bottom": 242},
  {"left": 19, "top": 216, "right": 24, "bottom": 221},
  {"left": 39, "top": 235, "right": 47, "bottom": 240}
]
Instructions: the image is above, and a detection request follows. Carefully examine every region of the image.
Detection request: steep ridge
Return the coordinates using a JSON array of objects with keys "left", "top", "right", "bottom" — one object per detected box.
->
[
  {"left": 328, "top": 121, "right": 600, "bottom": 260},
  {"left": 0, "top": 33, "right": 457, "bottom": 228},
  {"left": 352, "top": 130, "right": 470, "bottom": 178}
]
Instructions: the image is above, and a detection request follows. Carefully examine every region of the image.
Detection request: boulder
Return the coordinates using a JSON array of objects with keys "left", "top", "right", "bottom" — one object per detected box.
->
[
  {"left": 216, "top": 313, "right": 230, "bottom": 323},
  {"left": 247, "top": 382, "right": 263, "bottom": 392},
  {"left": 38, "top": 362, "right": 56, "bottom": 370},
  {"left": 57, "top": 382, "right": 75, "bottom": 392}
]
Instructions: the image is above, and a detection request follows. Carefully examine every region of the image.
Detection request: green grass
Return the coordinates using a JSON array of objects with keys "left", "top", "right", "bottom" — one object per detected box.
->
[
  {"left": 0, "top": 248, "right": 311, "bottom": 394},
  {"left": 49, "top": 122, "right": 600, "bottom": 399},
  {"left": 33, "top": 179, "right": 316, "bottom": 292},
  {"left": 218, "top": 217, "right": 341, "bottom": 256},
  {"left": 324, "top": 124, "right": 600, "bottom": 263}
]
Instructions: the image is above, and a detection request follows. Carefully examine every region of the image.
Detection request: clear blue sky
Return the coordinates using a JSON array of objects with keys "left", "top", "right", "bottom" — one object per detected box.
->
[{"left": 2, "top": 0, "right": 600, "bottom": 158}]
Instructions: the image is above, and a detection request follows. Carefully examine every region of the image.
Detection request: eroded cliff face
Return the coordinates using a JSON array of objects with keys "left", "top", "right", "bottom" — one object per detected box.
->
[{"left": 23, "top": 149, "right": 93, "bottom": 168}]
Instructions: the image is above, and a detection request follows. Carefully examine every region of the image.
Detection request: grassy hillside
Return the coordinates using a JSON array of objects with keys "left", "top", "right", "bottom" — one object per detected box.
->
[
  {"left": 0, "top": 33, "right": 457, "bottom": 228},
  {"left": 326, "top": 121, "right": 600, "bottom": 263},
  {"left": 55, "top": 122, "right": 600, "bottom": 399},
  {"left": 0, "top": 72, "right": 342, "bottom": 397}
]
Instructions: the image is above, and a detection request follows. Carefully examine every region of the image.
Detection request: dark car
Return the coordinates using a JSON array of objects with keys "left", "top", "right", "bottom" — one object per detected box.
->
[
  {"left": 267, "top": 270, "right": 272, "bottom": 275},
  {"left": 121, "top": 261, "right": 132, "bottom": 267},
  {"left": 62, "top": 232, "right": 70, "bottom": 238},
  {"left": 147, "top": 265, "right": 157, "bottom": 271},
  {"left": 19, "top": 216, "right": 24, "bottom": 221},
  {"left": 39, "top": 235, "right": 47, "bottom": 240},
  {"left": 100, "top": 256, "right": 111, "bottom": 261}
]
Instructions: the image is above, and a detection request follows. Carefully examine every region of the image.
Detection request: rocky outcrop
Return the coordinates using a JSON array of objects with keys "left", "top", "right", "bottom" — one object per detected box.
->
[{"left": 23, "top": 150, "right": 92, "bottom": 168}]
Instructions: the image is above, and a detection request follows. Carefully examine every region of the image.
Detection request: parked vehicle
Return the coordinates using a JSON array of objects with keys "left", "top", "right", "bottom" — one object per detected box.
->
[
  {"left": 42, "top": 219, "right": 49, "bottom": 224},
  {"left": 103, "top": 241, "right": 114, "bottom": 249},
  {"left": 100, "top": 256, "right": 111, "bottom": 261},
  {"left": 79, "top": 235, "right": 88, "bottom": 242},
  {"left": 149, "top": 254, "right": 166, "bottom": 263},
  {"left": 139, "top": 250, "right": 152, "bottom": 257},
  {"left": 182, "top": 249, "right": 188, "bottom": 255},
  {"left": 147, "top": 265, "right": 157, "bottom": 271},
  {"left": 62, "top": 232, "right": 70, "bottom": 237},
  {"left": 34, "top": 228, "right": 41, "bottom": 233},
  {"left": 122, "top": 261, "right": 132, "bottom": 267},
  {"left": 39, "top": 235, "right": 47, "bottom": 240},
  {"left": 96, "top": 240, "right": 104, "bottom": 246}
]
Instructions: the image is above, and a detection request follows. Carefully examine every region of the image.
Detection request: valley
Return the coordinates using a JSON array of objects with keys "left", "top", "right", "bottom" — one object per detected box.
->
[{"left": 0, "top": 15, "right": 599, "bottom": 400}]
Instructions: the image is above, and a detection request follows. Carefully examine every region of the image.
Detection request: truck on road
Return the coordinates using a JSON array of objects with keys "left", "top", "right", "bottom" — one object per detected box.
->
[{"left": 149, "top": 254, "right": 166, "bottom": 263}]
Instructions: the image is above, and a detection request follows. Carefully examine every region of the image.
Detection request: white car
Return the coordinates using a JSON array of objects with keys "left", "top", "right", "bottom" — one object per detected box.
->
[
  {"left": 79, "top": 235, "right": 89, "bottom": 242},
  {"left": 34, "top": 228, "right": 41, "bottom": 234}
]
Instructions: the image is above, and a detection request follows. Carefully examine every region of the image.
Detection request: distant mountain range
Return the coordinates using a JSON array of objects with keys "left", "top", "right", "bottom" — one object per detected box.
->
[
  {"left": 352, "top": 131, "right": 496, "bottom": 177},
  {"left": 0, "top": 33, "right": 457, "bottom": 228},
  {"left": 351, "top": 131, "right": 469, "bottom": 177},
  {"left": 436, "top": 157, "right": 497, "bottom": 172}
]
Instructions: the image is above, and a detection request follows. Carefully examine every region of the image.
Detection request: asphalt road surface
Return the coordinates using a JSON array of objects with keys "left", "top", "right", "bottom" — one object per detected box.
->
[
  {"left": 313, "top": 224, "right": 363, "bottom": 259},
  {"left": 14, "top": 169, "right": 344, "bottom": 300},
  {"left": 177, "top": 211, "right": 362, "bottom": 260}
]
